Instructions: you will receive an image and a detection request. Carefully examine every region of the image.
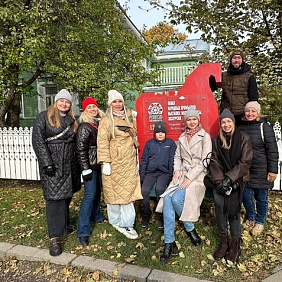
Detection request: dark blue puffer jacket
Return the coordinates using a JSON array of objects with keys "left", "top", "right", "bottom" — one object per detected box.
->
[
  {"left": 139, "top": 138, "right": 176, "bottom": 182},
  {"left": 239, "top": 118, "right": 278, "bottom": 189}
]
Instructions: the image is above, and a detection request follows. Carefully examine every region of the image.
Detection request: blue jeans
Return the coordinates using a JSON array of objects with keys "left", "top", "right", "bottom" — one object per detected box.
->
[
  {"left": 243, "top": 187, "right": 268, "bottom": 225},
  {"left": 163, "top": 188, "right": 194, "bottom": 243},
  {"left": 77, "top": 171, "right": 104, "bottom": 237},
  {"left": 107, "top": 202, "right": 136, "bottom": 228}
]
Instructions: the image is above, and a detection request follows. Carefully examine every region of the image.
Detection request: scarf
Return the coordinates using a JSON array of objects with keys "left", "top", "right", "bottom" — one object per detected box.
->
[
  {"left": 185, "top": 125, "right": 202, "bottom": 142},
  {"left": 113, "top": 110, "right": 125, "bottom": 119},
  {"left": 217, "top": 128, "right": 243, "bottom": 217}
]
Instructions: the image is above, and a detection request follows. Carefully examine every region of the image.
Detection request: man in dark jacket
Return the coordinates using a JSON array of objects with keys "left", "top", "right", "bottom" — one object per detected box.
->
[
  {"left": 211, "top": 50, "right": 259, "bottom": 125},
  {"left": 139, "top": 121, "right": 176, "bottom": 229}
]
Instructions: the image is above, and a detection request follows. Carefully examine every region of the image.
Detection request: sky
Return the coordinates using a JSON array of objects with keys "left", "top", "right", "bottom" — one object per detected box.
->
[{"left": 118, "top": 0, "right": 200, "bottom": 39}]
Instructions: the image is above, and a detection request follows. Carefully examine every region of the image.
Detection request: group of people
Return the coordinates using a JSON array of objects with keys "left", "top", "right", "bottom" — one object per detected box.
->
[{"left": 32, "top": 50, "right": 278, "bottom": 267}]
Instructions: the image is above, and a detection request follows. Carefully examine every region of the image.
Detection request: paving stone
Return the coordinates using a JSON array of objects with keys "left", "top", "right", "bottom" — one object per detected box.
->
[
  {"left": 262, "top": 270, "right": 282, "bottom": 282},
  {"left": 6, "top": 244, "right": 77, "bottom": 265},
  {"left": 148, "top": 269, "right": 210, "bottom": 282},
  {"left": 72, "top": 256, "right": 119, "bottom": 278},
  {"left": 119, "top": 264, "right": 151, "bottom": 282},
  {"left": 0, "top": 242, "right": 16, "bottom": 257}
]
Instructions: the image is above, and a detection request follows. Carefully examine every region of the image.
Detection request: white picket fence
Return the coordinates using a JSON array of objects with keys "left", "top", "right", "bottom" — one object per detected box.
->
[{"left": 0, "top": 123, "right": 282, "bottom": 190}]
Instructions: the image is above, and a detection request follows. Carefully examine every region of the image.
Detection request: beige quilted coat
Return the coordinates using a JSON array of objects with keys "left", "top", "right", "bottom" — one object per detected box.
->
[
  {"left": 97, "top": 109, "right": 142, "bottom": 205},
  {"left": 156, "top": 128, "right": 212, "bottom": 222}
]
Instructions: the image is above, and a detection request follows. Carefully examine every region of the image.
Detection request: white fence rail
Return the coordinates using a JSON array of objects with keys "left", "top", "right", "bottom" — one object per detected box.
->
[{"left": 0, "top": 123, "right": 281, "bottom": 190}]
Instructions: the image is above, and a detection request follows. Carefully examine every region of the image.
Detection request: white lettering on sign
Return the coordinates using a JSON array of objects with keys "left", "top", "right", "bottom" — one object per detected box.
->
[
  {"left": 168, "top": 111, "right": 180, "bottom": 116},
  {"left": 168, "top": 116, "right": 182, "bottom": 121},
  {"left": 168, "top": 101, "right": 175, "bottom": 105},
  {"left": 168, "top": 106, "right": 180, "bottom": 110}
]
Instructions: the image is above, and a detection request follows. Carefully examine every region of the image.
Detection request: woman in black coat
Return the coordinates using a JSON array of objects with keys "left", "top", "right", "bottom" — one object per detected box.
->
[
  {"left": 76, "top": 97, "right": 105, "bottom": 247},
  {"left": 210, "top": 109, "right": 252, "bottom": 264},
  {"left": 32, "top": 89, "right": 81, "bottom": 256},
  {"left": 240, "top": 102, "right": 278, "bottom": 236}
]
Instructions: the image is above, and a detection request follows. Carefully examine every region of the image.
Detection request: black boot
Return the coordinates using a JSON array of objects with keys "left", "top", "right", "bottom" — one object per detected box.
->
[
  {"left": 49, "top": 237, "right": 62, "bottom": 256},
  {"left": 186, "top": 228, "right": 202, "bottom": 247},
  {"left": 225, "top": 238, "right": 241, "bottom": 264},
  {"left": 142, "top": 211, "right": 152, "bottom": 228},
  {"left": 160, "top": 242, "right": 179, "bottom": 263},
  {"left": 78, "top": 236, "right": 89, "bottom": 247},
  {"left": 158, "top": 214, "right": 164, "bottom": 230},
  {"left": 214, "top": 233, "right": 229, "bottom": 260}
]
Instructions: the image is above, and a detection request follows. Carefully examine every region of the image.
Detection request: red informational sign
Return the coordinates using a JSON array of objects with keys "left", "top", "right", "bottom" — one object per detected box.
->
[{"left": 136, "top": 62, "right": 222, "bottom": 160}]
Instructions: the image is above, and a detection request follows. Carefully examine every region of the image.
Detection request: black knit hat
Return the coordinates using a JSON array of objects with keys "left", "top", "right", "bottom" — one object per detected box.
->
[
  {"left": 154, "top": 121, "right": 167, "bottom": 134},
  {"left": 220, "top": 109, "right": 235, "bottom": 124}
]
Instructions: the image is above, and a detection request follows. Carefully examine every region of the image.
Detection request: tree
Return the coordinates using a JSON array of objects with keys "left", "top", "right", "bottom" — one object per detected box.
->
[
  {"left": 142, "top": 22, "right": 187, "bottom": 46},
  {"left": 147, "top": 0, "right": 282, "bottom": 121},
  {"left": 0, "top": 0, "right": 159, "bottom": 127}
]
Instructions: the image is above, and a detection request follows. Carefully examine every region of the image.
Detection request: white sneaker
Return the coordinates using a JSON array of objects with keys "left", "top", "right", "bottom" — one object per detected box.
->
[
  {"left": 112, "top": 225, "right": 138, "bottom": 239},
  {"left": 124, "top": 227, "right": 138, "bottom": 239}
]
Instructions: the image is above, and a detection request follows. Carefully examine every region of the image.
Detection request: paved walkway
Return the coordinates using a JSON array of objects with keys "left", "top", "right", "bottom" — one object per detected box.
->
[{"left": 0, "top": 242, "right": 281, "bottom": 281}]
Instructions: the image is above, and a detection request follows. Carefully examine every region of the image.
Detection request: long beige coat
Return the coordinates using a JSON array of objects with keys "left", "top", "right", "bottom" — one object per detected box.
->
[
  {"left": 156, "top": 128, "right": 212, "bottom": 222},
  {"left": 97, "top": 109, "right": 142, "bottom": 205}
]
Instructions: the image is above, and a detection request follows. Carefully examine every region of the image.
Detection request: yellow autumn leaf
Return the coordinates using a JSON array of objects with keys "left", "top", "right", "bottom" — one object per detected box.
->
[
  {"left": 178, "top": 251, "right": 185, "bottom": 258},
  {"left": 201, "top": 260, "right": 207, "bottom": 267},
  {"left": 112, "top": 268, "right": 119, "bottom": 276},
  {"left": 207, "top": 254, "right": 214, "bottom": 260},
  {"left": 116, "top": 253, "right": 121, "bottom": 258},
  {"left": 237, "top": 263, "right": 247, "bottom": 272}
]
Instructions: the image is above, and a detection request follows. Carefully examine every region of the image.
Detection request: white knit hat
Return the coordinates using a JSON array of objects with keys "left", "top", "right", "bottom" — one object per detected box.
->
[
  {"left": 107, "top": 90, "right": 124, "bottom": 106},
  {"left": 55, "top": 89, "right": 72, "bottom": 104}
]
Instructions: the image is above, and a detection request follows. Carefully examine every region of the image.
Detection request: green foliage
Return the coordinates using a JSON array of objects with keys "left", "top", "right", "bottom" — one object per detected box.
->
[
  {"left": 0, "top": 0, "right": 159, "bottom": 125},
  {"left": 0, "top": 180, "right": 281, "bottom": 281},
  {"left": 165, "top": 0, "right": 282, "bottom": 121}
]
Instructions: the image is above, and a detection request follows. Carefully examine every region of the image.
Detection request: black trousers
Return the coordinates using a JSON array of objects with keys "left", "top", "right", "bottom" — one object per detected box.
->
[
  {"left": 141, "top": 173, "right": 170, "bottom": 215},
  {"left": 46, "top": 197, "right": 72, "bottom": 238}
]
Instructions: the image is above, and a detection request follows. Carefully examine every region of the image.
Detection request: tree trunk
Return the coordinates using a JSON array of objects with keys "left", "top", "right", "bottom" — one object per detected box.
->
[
  {"left": 0, "top": 86, "right": 17, "bottom": 128},
  {"left": 6, "top": 98, "right": 21, "bottom": 127}
]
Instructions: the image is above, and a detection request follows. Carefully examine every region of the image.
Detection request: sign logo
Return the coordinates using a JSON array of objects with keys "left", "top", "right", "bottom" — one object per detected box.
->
[{"left": 148, "top": 102, "right": 163, "bottom": 122}]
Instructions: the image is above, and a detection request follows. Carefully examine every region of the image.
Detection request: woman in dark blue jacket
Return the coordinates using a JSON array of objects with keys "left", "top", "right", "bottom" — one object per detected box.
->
[
  {"left": 139, "top": 121, "right": 176, "bottom": 229},
  {"left": 240, "top": 102, "right": 278, "bottom": 236}
]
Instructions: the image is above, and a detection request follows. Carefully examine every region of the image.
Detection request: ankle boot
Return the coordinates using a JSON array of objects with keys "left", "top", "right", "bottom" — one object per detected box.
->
[
  {"left": 49, "top": 237, "right": 62, "bottom": 256},
  {"left": 186, "top": 228, "right": 201, "bottom": 247},
  {"left": 214, "top": 233, "right": 229, "bottom": 260},
  {"left": 225, "top": 238, "right": 241, "bottom": 264},
  {"left": 158, "top": 214, "right": 164, "bottom": 230},
  {"left": 160, "top": 242, "right": 179, "bottom": 263}
]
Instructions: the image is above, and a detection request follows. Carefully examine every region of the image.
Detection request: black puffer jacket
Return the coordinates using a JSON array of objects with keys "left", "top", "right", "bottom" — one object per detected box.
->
[
  {"left": 76, "top": 121, "right": 101, "bottom": 171},
  {"left": 32, "top": 111, "right": 81, "bottom": 200},
  {"left": 240, "top": 118, "right": 278, "bottom": 189}
]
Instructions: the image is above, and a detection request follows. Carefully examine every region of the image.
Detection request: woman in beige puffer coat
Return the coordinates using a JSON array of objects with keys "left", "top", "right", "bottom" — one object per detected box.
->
[{"left": 97, "top": 90, "right": 142, "bottom": 240}]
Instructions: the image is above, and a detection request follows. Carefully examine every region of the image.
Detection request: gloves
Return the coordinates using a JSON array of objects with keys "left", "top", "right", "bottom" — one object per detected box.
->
[
  {"left": 217, "top": 176, "right": 232, "bottom": 196},
  {"left": 44, "top": 165, "right": 55, "bottom": 177},
  {"left": 102, "top": 162, "right": 111, "bottom": 176},
  {"left": 83, "top": 171, "right": 92, "bottom": 182},
  {"left": 232, "top": 182, "right": 240, "bottom": 191},
  {"left": 267, "top": 172, "right": 277, "bottom": 182}
]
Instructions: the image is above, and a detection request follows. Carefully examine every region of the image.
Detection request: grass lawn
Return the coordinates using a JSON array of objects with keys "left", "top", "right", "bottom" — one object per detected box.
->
[{"left": 0, "top": 179, "right": 281, "bottom": 281}]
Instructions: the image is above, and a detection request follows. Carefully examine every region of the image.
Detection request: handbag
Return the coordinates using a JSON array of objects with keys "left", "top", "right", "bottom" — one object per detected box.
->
[{"left": 202, "top": 152, "right": 217, "bottom": 189}]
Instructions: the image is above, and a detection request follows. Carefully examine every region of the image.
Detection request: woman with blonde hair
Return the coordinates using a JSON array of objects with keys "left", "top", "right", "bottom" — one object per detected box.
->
[
  {"left": 76, "top": 97, "right": 105, "bottom": 246},
  {"left": 210, "top": 108, "right": 252, "bottom": 263},
  {"left": 240, "top": 102, "right": 278, "bottom": 236},
  {"left": 97, "top": 90, "right": 142, "bottom": 240},
  {"left": 32, "top": 89, "right": 81, "bottom": 256}
]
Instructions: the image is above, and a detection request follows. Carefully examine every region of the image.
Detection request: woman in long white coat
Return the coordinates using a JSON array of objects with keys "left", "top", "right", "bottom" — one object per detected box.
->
[{"left": 157, "top": 106, "right": 212, "bottom": 263}]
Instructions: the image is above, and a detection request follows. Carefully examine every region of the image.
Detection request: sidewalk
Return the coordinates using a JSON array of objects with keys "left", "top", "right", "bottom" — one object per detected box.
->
[{"left": 0, "top": 242, "right": 281, "bottom": 282}]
